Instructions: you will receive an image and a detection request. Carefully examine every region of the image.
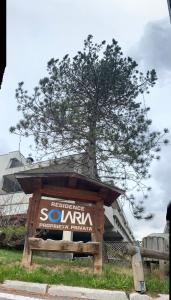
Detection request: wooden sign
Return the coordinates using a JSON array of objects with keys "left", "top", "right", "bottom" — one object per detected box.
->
[
  {"left": 18, "top": 173, "right": 120, "bottom": 273},
  {"left": 36, "top": 199, "right": 96, "bottom": 233}
]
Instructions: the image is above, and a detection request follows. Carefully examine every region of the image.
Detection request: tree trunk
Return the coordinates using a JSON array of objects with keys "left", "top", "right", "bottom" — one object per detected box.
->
[
  {"left": 86, "top": 142, "right": 98, "bottom": 178},
  {"left": 83, "top": 89, "right": 100, "bottom": 180},
  {"left": 86, "top": 116, "right": 98, "bottom": 179}
]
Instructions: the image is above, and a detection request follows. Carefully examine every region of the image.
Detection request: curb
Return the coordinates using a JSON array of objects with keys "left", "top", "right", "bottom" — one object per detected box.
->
[
  {"left": 130, "top": 294, "right": 169, "bottom": 300},
  {"left": 48, "top": 285, "right": 127, "bottom": 299},
  {"left": 3, "top": 280, "right": 48, "bottom": 295},
  {"left": 130, "top": 293, "right": 152, "bottom": 300},
  {"left": 2, "top": 281, "right": 169, "bottom": 300}
]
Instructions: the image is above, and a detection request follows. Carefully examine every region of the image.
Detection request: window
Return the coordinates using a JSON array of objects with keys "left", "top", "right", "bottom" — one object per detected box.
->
[
  {"left": 9, "top": 158, "right": 23, "bottom": 168},
  {"left": 3, "top": 176, "right": 22, "bottom": 192}
]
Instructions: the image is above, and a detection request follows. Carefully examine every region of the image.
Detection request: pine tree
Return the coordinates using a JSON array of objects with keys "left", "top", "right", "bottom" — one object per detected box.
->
[{"left": 10, "top": 35, "right": 168, "bottom": 219}]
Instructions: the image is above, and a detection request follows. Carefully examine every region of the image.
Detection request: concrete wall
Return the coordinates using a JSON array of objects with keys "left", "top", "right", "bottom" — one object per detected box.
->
[{"left": 0, "top": 151, "right": 26, "bottom": 193}]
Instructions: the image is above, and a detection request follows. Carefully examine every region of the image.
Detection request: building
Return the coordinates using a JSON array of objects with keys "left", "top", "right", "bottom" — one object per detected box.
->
[
  {"left": 167, "top": 0, "right": 171, "bottom": 22},
  {"left": 142, "top": 233, "right": 169, "bottom": 274},
  {"left": 0, "top": 151, "right": 135, "bottom": 243},
  {"left": 0, "top": 0, "right": 6, "bottom": 89}
]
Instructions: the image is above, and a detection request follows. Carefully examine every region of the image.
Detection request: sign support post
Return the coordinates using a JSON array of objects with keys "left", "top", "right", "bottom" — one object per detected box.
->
[
  {"left": 22, "top": 191, "right": 41, "bottom": 267},
  {"left": 92, "top": 200, "right": 104, "bottom": 273}
]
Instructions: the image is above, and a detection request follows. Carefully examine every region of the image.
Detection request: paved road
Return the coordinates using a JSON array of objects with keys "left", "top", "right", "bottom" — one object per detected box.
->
[
  {"left": 0, "top": 293, "right": 45, "bottom": 300},
  {"left": 0, "top": 293, "right": 44, "bottom": 300},
  {"left": 0, "top": 292, "right": 84, "bottom": 300}
]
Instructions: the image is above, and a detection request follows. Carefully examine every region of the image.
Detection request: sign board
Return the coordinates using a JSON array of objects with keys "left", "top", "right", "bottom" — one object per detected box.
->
[{"left": 36, "top": 199, "right": 96, "bottom": 233}]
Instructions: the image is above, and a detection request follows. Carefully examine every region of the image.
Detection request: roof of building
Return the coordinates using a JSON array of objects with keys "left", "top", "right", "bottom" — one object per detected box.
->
[
  {"left": 15, "top": 171, "right": 124, "bottom": 206},
  {"left": 144, "top": 233, "right": 169, "bottom": 241}
]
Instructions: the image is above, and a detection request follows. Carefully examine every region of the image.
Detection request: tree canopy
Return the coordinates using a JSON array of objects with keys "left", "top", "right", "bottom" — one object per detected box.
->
[{"left": 10, "top": 35, "right": 168, "bottom": 219}]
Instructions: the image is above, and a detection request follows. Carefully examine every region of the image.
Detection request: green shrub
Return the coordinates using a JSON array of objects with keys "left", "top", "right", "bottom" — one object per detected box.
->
[
  {"left": 0, "top": 226, "right": 26, "bottom": 238},
  {"left": 0, "top": 226, "right": 26, "bottom": 248}
]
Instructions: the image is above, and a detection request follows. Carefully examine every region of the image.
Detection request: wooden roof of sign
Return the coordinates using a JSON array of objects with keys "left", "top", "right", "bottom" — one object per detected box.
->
[{"left": 15, "top": 172, "right": 124, "bottom": 206}]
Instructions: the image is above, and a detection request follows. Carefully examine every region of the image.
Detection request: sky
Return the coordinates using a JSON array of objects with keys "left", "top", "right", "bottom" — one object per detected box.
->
[{"left": 0, "top": 0, "right": 171, "bottom": 240}]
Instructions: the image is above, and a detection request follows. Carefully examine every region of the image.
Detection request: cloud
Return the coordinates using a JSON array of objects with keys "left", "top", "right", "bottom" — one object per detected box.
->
[
  {"left": 123, "top": 136, "right": 171, "bottom": 241},
  {"left": 0, "top": 138, "right": 10, "bottom": 154},
  {"left": 130, "top": 19, "right": 171, "bottom": 79},
  {"left": 128, "top": 211, "right": 166, "bottom": 240},
  {"left": 150, "top": 137, "right": 171, "bottom": 209}
]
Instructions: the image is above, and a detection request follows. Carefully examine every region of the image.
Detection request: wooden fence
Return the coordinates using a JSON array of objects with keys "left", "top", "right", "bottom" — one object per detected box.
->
[
  {"left": 125, "top": 244, "right": 169, "bottom": 293},
  {"left": 104, "top": 241, "right": 169, "bottom": 294}
]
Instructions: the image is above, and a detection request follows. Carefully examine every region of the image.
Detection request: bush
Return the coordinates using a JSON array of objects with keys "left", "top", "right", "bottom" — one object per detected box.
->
[{"left": 0, "top": 226, "right": 26, "bottom": 248}]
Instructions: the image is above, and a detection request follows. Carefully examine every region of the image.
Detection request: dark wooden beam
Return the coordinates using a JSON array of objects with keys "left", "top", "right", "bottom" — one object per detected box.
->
[
  {"left": 68, "top": 176, "right": 78, "bottom": 188},
  {"left": 41, "top": 185, "right": 101, "bottom": 202}
]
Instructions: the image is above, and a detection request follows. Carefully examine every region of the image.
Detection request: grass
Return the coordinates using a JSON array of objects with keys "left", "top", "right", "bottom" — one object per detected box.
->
[
  {"left": 145, "top": 270, "right": 169, "bottom": 295},
  {"left": 0, "top": 249, "right": 169, "bottom": 296}
]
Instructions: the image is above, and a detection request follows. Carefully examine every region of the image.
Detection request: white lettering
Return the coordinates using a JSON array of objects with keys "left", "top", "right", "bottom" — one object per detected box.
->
[
  {"left": 74, "top": 211, "right": 82, "bottom": 224},
  {"left": 83, "top": 213, "right": 93, "bottom": 226},
  {"left": 40, "top": 208, "right": 48, "bottom": 221},
  {"left": 61, "top": 211, "right": 93, "bottom": 226},
  {"left": 61, "top": 211, "right": 75, "bottom": 224},
  {"left": 39, "top": 206, "right": 93, "bottom": 228},
  {"left": 51, "top": 201, "right": 85, "bottom": 211},
  {"left": 39, "top": 223, "right": 69, "bottom": 230},
  {"left": 70, "top": 225, "right": 92, "bottom": 232}
]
